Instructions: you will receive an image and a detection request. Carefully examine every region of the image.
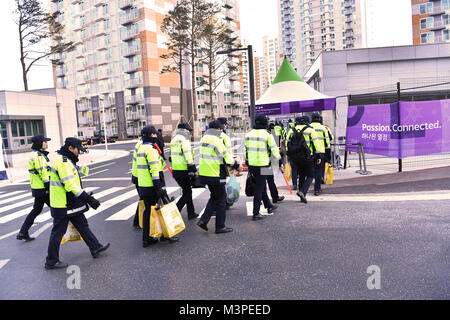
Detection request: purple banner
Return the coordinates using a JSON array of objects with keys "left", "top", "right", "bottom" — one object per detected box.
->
[
  {"left": 250, "top": 98, "right": 336, "bottom": 116},
  {"left": 346, "top": 99, "right": 450, "bottom": 159}
]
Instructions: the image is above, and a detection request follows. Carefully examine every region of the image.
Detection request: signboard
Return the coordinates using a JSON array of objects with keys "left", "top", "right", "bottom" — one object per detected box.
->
[
  {"left": 346, "top": 99, "right": 450, "bottom": 159},
  {"left": 251, "top": 98, "right": 336, "bottom": 116},
  {"left": 0, "top": 134, "right": 8, "bottom": 180}
]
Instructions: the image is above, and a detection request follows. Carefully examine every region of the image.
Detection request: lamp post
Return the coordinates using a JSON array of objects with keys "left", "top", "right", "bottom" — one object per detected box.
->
[
  {"left": 99, "top": 95, "right": 108, "bottom": 154},
  {"left": 217, "top": 45, "right": 256, "bottom": 128}
]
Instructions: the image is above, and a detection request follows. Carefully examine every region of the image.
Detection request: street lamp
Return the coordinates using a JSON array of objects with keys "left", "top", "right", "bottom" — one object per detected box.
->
[
  {"left": 99, "top": 95, "right": 108, "bottom": 154},
  {"left": 217, "top": 45, "right": 256, "bottom": 128}
]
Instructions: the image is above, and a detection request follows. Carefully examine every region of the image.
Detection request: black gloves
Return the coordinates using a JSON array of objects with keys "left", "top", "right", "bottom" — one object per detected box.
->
[
  {"left": 44, "top": 182, "right": 50, "bottom": 194},
  {"left": 79, "top": 191, "right": 100, "bottom": 210},
  {"left": 188, "top": 164, "right": 197, "bottom": 173},
  {"left": 153, "top": 180, "right": 165, "bottom": 199}
]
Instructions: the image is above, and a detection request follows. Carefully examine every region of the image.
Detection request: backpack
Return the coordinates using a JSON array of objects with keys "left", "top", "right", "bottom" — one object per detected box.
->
[{"left": 286, "top": 126, "right": 311, "bottom": 163}]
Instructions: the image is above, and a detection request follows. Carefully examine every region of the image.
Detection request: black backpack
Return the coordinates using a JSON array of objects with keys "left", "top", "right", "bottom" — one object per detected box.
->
[
  {"left": 286, "top": 126, "right": 311, "bottom": 163},
  {"left": 245, "top": 171, "right": 256, "bottom": 197}
]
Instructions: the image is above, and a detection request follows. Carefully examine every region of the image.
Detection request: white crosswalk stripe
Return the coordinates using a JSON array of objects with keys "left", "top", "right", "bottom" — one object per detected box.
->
[
  {"left": 174, "top": 188, "right": 206, "bottom": 202},
  {"left": 85, "top": 189, "right": 140, "bottom": 219},
  {"left": 89, "top": 162, "right": 115, "bottom": 171},
  {"left": 0, "top": 229, "right": 20, "bottom": 241},
  {"left": 0, "top": 191, "right": 29, "bottom": 203},
  {"left": 29, "top": 222, "right": 53, "bottom": 238},
  {"left": 246, "top": 202, "right": 274, "bottom": 216},
  {"left": 0, "top": 259, "right": 10, "bottom": 270},
  {"left": 0, "top": 198, "right": 34, "bottom": 216},
  {"left": 105, "top": 187, "right": 181, "bottom": 221}
]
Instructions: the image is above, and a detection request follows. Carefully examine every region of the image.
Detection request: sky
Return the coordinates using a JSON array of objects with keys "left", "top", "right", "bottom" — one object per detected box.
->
[{"left": 0, "top": 0, "right": 412, "bottom": 92}]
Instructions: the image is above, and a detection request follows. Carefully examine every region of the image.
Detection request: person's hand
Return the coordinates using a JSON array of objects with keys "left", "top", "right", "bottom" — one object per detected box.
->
[
  {"left": 87, "top": 196, "right": 100, "bottom": 210},
  {"left": 317, "top": 159, "right": 321, "bottom": 165},
  {"left": 279, "top": 164, "right": 285, "bottom": 173}
]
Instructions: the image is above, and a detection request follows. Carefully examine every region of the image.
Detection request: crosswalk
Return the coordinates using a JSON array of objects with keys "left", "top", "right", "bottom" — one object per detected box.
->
[{"left": 0, "top": 185, "right": 210, "bottom": 242}]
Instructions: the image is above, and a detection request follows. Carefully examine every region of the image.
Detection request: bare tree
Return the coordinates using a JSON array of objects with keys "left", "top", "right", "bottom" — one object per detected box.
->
[
  {"left": 200, "top": 17, "right": 240, "bottom": 120},
  {"left": 183, "top": 0, "right": 220, "bottom": 136},
  {"left": 160, "top": 2, "right": 190, "bottom": 119},
  {"left": 13, "top": 0, "right": 75, "bottom": 91}
]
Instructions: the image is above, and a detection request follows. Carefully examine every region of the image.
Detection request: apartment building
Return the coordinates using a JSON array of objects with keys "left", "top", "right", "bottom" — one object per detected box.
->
[
  {"left": 262, "top": 36, "right": 280, "bottom": 92},
  {"left": 195, "top": 0, "right": 247, "bottom": 134},
  {"left": 412, "top": 0, "right": 450, "bottom": 44},
  {"left": 50, "top": 0, "right": 196, "bottom": 140}
]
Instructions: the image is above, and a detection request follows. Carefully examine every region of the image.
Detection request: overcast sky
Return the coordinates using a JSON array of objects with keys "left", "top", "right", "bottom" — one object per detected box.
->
[{"left": 0, "top": 0, "right": 412, "bottom": 92}]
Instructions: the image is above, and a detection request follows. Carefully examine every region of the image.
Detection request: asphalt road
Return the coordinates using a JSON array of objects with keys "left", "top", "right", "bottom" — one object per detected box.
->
[{"left": 0, "top": 141, "right": 449, "bottom": 300}]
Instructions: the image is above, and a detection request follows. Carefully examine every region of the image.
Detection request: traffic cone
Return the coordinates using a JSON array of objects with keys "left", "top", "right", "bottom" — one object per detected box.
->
[{"left": 241, "top": 155, "right": 248, "bottom": 172}]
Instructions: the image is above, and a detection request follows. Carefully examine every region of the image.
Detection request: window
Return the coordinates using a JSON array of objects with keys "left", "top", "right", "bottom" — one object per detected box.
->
[
  {"left": 420, "top": 2, "right": 433, "bottom": 14},
  {"left": 443, "top": 14, "right": 449, "bottom": 25},
  {"left": 1, "top": 121, "right": 8, "bottom": 149},
  {"left": 443, "top": 0, "right": 450, "bottom": 10},
  {"left": 198, "top": 104, "right": 206, "bottom": 115},
  {"left": 420, "top": 17, "right": 434, "bottom": 29},
  {"left": 9, "top": 120, "right": 43, "bottom": 149},
  {"left": 420, "top": 32, "right": 434, "bottom": 43},
  {"left": 443, "top": 29, "right": 450, "bottom": 41}
]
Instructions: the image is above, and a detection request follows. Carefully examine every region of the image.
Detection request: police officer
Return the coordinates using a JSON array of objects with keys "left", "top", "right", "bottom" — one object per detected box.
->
[
  {"left": 286, "top": 116, "right": 323, "bottom": 204},
  {"left": 324, "top": 120, "right": 334, "bottom": 172},
  {"left": 137, "top": 126, "right": 178, "bottom": 247},
  {"left": 16, "top": 134, "right": 52, "bottom": 241},
  {"left": 45, "top": 138, "right": 109, "bottom": 269},
  {"left": 245, "top": 114, "right": 281, "bottom": 220},
  {"left": 310, "top": 113, "right": 328, "bottom": 196},
  {"left": 217, "top": 117, "right": 235, "bottom": 208},
  {"left": 266, "top": 124, "right": 285, "bottom": 204},
  {"left": 274, "top": 121, "right": 283, "bottom": 146},
  {"left": 197, "top": 120, "right": 240, "bottom": 234},
  {"left": 170, "top": 123, "right": 198, "bottom": 220},
  {"left": 132, "top": 131, "right": 144, "bottom": 229}
]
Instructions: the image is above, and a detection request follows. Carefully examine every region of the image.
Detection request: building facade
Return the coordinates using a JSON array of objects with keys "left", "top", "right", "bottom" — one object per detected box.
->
[
  {"left": 0, "top": 89, "right": 77, "bottom": 164},
  {"left": 50, "top": 0, "right": 247, "bottom": 138},
  {"left": 304, "top": 43, "right": 450, "bottom": 139},
  {"left": 412, "top": 0, "right": 450, "bottom": 45}
]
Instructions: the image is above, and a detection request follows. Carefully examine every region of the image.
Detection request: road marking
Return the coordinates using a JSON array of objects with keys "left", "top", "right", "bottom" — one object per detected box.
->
[
  {"left": 0, "top": 191, "right": 29, "bottom": 204},
  {"left": 0, "top": 259, "right": 10, "bottom": 270},
  {"left": 105, "top": 187, "right": 181, "bottom": 221},
  {"left": 89, "top": 162, "right": 115, "bottom": 171},
  {"left": 85, "top": 189, "right": 140, "bottom": 219},
  {"left": 86, "top": 169, "right": 109, "bottom": 177},
  {"left": 0, "top": 229, "right": 20, "bottom": 241},
  {"left": 82, "top": 177, "right": 131, "bottom": 182},
  {"left": 174, "top": 188, "right": 206, "bottom": 202},
  {"left": 29, "top": 222, "right": 53, "bottom": 238},
  {"left": 0, "top": 206, "right": 45, "bottom": 224},
  {"left": 246, "top": 202, "right": 274, "bottom": 216},
  {"left": 0, "top": 198, "right": 34, "bottom": 215}
]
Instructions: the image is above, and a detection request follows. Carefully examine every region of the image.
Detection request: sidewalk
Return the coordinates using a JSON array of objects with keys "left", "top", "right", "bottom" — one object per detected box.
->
[{"left": 0, "top": 148, "right": 129, "bottom": 185}]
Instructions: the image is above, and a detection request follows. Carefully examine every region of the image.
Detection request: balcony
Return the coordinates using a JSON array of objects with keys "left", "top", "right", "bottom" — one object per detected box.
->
[
  {"left": 124, "top": 78, "right": 141, "bottom": 89},
  {"left": 120, "top": 12, "right": 137, "bottom": 25},
  {"left": 125, "top": 92, "right": 145, "bottom": 104},
  {"left": 122, "top": 45, "right": 139, "bottom": 57},
  {"left": 77, "top": 102, "right": 90, "bottom": 112},
  {"left": 231, "top": 96, "right": 241, "bottom": 104},
  {"left": 124, "top": 62, "right": 139, "bottom": 73},
  {"left": 94, "top": 0, "right": 107, "bottom": 7},
  {"left": 56, "top": 68, "right": 66, "bottom": 77},
  {"left": 119, "top": 0, "right": 134, "bottom": 10},
  {"left": 120, "top": 29, "right": 139, "bottom": 41},
  {"left": 232, "top": 107, "right": 241, "bottom": 116},
  {"left": 229, "top": 73, "right": 240, "bottom": 81},
  {"left": 431, "top": 21, "right": 446, "bottom": 31}
]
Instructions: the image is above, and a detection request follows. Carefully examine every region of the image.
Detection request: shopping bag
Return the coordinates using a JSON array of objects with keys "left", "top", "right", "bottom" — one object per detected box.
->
[
  {"left": 150, "top": 206, "right": 164, "bottom": 238},
  {"left": 325, "top": 164, "right": 334, "bottom": 185},
  {"left": 158, "top": 201, "right": 185, "bottom": 238},
  {"left": 226, "top": 175, "right": 241, "bottom": 205},
  {"left": 285, "top": 162, "right": 292, "bottom": 181},
  {"left": 245, "top": 172, "right": 256, "bottom": 197},
  {"left": 61, "top": 222, "right": 82, "bottom": 244},
  {"left": 138, "top": 200, "right": 145, "bottom": 229}
]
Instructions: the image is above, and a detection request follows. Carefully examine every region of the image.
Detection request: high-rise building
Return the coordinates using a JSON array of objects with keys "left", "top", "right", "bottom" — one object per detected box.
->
[
  {"left": 195, "top": 0, "right": 246, "bottom": 133},
  {"left": 50, "top": 0, "right": 246, "bottom": 138},
  {"left": 279, "top": 0, "right": 365, "bottom": 76},
  {"left": 254, "top": 56, "right": 265, "bottom": 100},
  {"left": 262, "top": 36, "right": 280, "bottom": 94},
  {"left": 412, "top": 0, "right": 450, "bottom": 45}
]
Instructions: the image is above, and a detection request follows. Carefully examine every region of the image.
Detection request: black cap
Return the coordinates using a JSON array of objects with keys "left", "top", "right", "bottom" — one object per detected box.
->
[
  {"left": 65, "top": 137, "right": 86, "bottom": 152},
  {"left": 208, "top": 120, "right": 223, "bottom": 129},
  {"left": 31, "top": 134, "right": 51, "bottom": 143},
  {"left": 217, "top": 117, "right": 228, "bottom": 126},
  {"left": 255, "top": 114, "right": 269, "bottom": 127},
  {"left": 178, "top": 122, "right": 193, "bottom": 132},
  {"left": 295, "top": 116, "right": 310, "bottom": 124},
  {"left": 312, "top": 112, "right": 322, "bottom": 122},
  {"left": 141, "top": 126, "right": 158, "bottom": 137}
]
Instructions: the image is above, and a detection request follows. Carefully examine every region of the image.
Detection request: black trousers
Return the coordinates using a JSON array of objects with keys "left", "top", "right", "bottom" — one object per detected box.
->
[
  {"left": 19, "top": 195, "right": 50, "bottom": 235},
  {"left": 249, "top": 166, "right": 273, "bottom": 216},
  {"left": 133, "top": 184, "right": 143, "bottom": 226},
  {"left": 142, "top": 196, "right": 158, "bottom": 243},
  {"left": 314, "top": 162, "right": 323, "bottom": 192},
  {"left": 174, "top": 172, "right": 195, "bottom": 216},
  {"left": 46, "top": 213, "right": 102, "bottom": 266},
  {"left": 267, "top": 175, "right": 279, "bottom": 202},
  {"left": 290, "top": 160, "right": 299, "bottom": 187},
  {"left": 200, "top": 183, "right": 226, "bottom": 230},
  {"left": 297, "top": 159, "right": 314, "bottom": 196}
]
